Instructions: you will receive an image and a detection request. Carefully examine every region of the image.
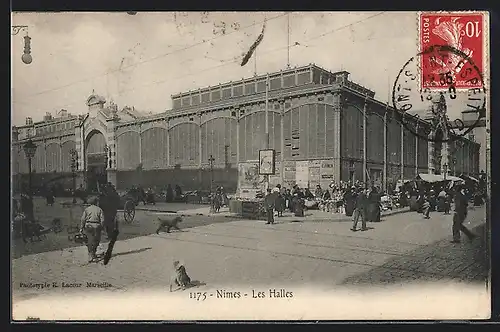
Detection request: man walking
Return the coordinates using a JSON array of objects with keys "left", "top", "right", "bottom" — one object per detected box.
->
[
  {"left": 80, "top": 196, "right": 105, "bottom": 263},
  {"left": 351, "top": 188, "right": 368, "bottom": 231},
  {"left": 451, "top": 184, "right": 476, "bottom": 244},
  {"left": 264, "top": 188, "right": 276, "bottom": 225},
  {"left": 101, "top": 183, "right": 120, "bottom": 265}
]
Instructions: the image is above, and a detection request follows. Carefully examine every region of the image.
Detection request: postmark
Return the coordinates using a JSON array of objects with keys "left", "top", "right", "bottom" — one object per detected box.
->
[
  {"left": 392, "top": 44, "right": 486, "bottom": 143},
  {"left": 420, "top": 12, "right": 484, "bottom": 90}
]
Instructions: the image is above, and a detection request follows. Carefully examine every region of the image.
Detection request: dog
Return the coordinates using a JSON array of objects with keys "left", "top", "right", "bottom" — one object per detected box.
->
[
  {"left": 169, "top": 260, "right": 192, "bottom": 292},
  {"left": 156, "top": 216, "right": 183, "bottom": 234}
]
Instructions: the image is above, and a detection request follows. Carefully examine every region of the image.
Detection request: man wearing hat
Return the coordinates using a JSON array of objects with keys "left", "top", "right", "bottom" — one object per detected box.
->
[
  {"left": 451, "top": 184, "right": 476, "bottom": 243},
  {"left": 264, "top": 188, "right": 276, "bottom": 224},
  {"left": 80, "top": 196, "right": 105, "bottom": 262}
]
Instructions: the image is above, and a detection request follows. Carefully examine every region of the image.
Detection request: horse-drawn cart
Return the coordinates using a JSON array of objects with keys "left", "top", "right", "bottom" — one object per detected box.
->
[{"left": 118, "top": 191, "right": 138, "bottom": 224}]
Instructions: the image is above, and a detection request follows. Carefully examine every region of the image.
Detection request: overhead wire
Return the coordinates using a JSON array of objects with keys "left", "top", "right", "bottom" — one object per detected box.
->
[
  {"left": 14, "top": 12, "right": 288, "bottom": 101},
  {"left": 13, "top": 12, "right": 386, "bottom": 116}
]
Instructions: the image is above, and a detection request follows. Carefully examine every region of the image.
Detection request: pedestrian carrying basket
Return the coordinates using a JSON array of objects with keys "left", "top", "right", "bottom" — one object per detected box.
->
[{"left": 73, "top": 233, "right": 88, "bottom": 244}]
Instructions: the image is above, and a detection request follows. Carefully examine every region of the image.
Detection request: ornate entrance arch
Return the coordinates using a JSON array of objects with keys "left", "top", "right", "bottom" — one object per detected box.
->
[{"left": 86, "top": 130, "right": 108, "bottom": 192}]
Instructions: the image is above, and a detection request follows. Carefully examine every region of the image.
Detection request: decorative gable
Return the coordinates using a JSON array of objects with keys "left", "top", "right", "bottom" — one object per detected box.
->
[{"left": 86, "top": 93, "right": 106, "bottom": 107}]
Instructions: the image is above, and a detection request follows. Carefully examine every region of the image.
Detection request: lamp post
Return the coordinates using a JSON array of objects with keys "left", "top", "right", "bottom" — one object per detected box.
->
[
  {"left": 69, "top": 148, "right": 78, "bottom": 203},
  {"left": 22, "top": 139, "right": 37, "bottom": 199},
  {"left": 103, "top": 145, "right": 110, "bottom": 188},
  {"left": 208, "top": 155, "right": 215, "bottom": 194},
  {"left": 443, "top": 163, "right": 448, "bottom": 181},
  {"left": 341, "top": 99, "right": 368, "bottom": 185}
]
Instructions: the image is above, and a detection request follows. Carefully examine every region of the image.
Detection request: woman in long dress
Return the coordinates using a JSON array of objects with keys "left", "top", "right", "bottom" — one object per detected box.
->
[
  {"left": 344, "top": 187, "right": 356, "bottom": 217},
  {"left": 367, "top": 187, "right": 381, "bottom": 222},
  {"left": 274, "top": 190, "right": 285, "bottom": 217}
]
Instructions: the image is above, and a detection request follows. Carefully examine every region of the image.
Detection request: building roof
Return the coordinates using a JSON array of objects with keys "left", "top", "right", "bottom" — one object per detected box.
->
[{"left": 171, "top": 63, "right": 373, "bottom": 100}]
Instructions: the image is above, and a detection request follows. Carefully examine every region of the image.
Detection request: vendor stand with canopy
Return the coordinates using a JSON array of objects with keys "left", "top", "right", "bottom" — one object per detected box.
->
[{"left": 408, "top": 174, "right": 465, "bottom": 212}]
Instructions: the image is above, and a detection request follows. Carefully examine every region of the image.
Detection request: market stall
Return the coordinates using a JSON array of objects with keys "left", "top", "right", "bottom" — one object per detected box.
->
[
  {"left": 408, "top": 173, "right": 465, "bottom": 212},
  {"left": 417, "top": 173, "right": 464, "bottom": 184}
]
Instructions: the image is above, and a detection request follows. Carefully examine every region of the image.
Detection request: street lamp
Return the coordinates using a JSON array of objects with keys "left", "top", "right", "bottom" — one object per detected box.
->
[
  {"left": 69, "top": 148, "right": 78, "bottom": 203},
  {"left": 342, "top": 98, "right": 368, "bottom": 186},
  {"left": 102, "top": 144, "right": 110, "bottom": 188},
  {"left": 443, "top": 163, "right": 448, "bottom": 181},
  {"left": 22, "top": 139, "right": 37, "bottom": 198},
  {"left": 12, "top": 25, "right": 33, "bottom": 65},
  {"left": 208, "top": 155, "right": 215, "bottom": 194}
]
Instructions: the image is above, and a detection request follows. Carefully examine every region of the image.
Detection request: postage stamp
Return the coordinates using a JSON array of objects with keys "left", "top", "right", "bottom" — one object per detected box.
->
[
  {"left": 419, "top": 12, "right": 485, "bottom": 90},
  {"left": 11, "top": 11, "right": 491, "bottom": 321},
  {"left": 392, "top": 44, "right": 486, "bottom": 142}
]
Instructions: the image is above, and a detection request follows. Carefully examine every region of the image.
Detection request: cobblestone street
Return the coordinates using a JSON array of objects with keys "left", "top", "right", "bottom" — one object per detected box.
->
[{"left": 13, "top": 204, "right": 488, "bottom": 301}]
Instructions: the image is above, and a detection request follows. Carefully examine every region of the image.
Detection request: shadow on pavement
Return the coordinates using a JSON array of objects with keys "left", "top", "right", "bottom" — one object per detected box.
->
[
  {"left": 11, "top": 200, "right": 241, "bottom": 259},
  {"left": 112, "top": 247, "right": 152, "bottom": 258},
  {"left": 341, "top": 223, "right": 490, "bottom": 286}
]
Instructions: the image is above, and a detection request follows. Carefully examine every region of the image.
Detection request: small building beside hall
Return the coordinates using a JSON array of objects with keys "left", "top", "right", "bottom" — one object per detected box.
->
[{"left": 11, "top": 64, "right": 481, "bottom": 195}]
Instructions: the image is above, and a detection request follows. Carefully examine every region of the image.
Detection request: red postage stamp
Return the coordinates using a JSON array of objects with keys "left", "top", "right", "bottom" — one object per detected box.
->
[{"left": 419, "top": 12, "right": 485, "bottom": 90}]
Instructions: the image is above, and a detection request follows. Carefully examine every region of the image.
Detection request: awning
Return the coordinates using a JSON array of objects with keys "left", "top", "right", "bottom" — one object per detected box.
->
[
  {"left": 417, "top": 173, "right": 465, "bottom": 183},
  {"left": 460, "top": 174, "right": 479, "bottom": 182}
]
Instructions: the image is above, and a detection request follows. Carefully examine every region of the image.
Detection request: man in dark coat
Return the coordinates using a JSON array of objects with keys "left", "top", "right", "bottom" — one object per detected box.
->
[
  {"left": 175, "top": 185, "right": 183, "bottom": 201},
  {"left": 274, "top": 188, "right": 285, "bottom": 217},
  {"left": 99, "top": 184, "right": 120, "bottom": 240},
  {"left": 366, "top": 187, "right": 381, "bottom": 222},
  {"left": 264, "top": 188, "right": 276, "bottom": 224},
  {"left": 166, "top": 184, "right": 174, "bottom": 203},
  {"left": 138, "top": 185, "right": 147, "bottom": 205},
  {"left": 97, "top": 183, "right": 121, "bottom": 264},
  {"left": 344, "top": 187, "right": 356, "bottom": 217},
  {"left": 284, "top": 189, "right": 293, "bottom": 212},
  {"left": 351, "top": 189, "right": 368, "bottom": 231},
  {"left": 451, "top": 185, "right": 476, "bottom": 243}
]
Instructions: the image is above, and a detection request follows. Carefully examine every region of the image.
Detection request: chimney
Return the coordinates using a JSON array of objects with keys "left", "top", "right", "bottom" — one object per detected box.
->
[
  {"left": 44, "top": 112, "right": 53, "bottom": 121},
  {"left": 25, "top": 117, "right": 33, "bottom": 125},
  {"left": 334, "top": 71, "right": 350, "bottom": 84},
  {"left": 59, "top": 109, "right": 68, "bottom": 117}
]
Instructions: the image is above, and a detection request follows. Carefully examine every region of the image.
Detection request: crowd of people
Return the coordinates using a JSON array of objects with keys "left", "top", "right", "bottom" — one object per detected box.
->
[
  {"left": 260, "top": 178, "right": 485, "bottom": 242},
  {"left": 12, "top": 173, "right": 487, "bottom": 254},
  {"left": 261, "top": 182, "right": 384, "bottom": 226}
]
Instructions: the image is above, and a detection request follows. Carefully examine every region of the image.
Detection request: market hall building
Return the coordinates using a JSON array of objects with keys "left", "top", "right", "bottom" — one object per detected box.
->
[{"left": 11, "top": 64, "right": 480, "bottom": 195}]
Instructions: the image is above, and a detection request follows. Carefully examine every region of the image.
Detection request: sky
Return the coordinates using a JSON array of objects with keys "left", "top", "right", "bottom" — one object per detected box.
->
[{"left": 11, "top": 11, "right": 477, "bottom": 126}]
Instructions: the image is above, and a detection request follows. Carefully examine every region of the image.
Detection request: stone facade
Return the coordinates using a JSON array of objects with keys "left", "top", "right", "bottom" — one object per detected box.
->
[{"left": 12, "top": 64, "right": 481, "bottom": 194}]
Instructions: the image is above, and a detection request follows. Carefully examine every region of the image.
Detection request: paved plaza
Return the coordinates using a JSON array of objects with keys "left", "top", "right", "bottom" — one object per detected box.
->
[
  {"left": 11, "top": 197, "right": 409, "bottom": 258},
  {"left": 12, "top": 199, "right": 489, "bottom": 308}
]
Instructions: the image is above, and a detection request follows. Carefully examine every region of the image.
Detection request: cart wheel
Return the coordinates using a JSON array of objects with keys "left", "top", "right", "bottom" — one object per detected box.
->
[{"left": 123, "top": 200, "right": 136, "bottom": 223}]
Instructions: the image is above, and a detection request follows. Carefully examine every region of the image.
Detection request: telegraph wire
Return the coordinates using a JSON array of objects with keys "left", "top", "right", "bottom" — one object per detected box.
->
[
  {"left": 304, "top": 11, "right": 385, "bottom": 43},
  {"left": 14, "top": 12, "right": 288, "bottom": 101},
  {"left": 13, "top": 12, "right": 387, "bottom": 116},
  {"left": 115, "top": 12, "right": 388, "bottom": 98}
]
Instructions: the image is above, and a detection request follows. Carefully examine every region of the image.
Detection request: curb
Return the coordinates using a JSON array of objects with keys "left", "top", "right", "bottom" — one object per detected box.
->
[
  {"left": 266, "top": 208, "right": 411, "bottom": 223},
  {"left": 136, "top": 207, "right": 411, "bottom": 220}
]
